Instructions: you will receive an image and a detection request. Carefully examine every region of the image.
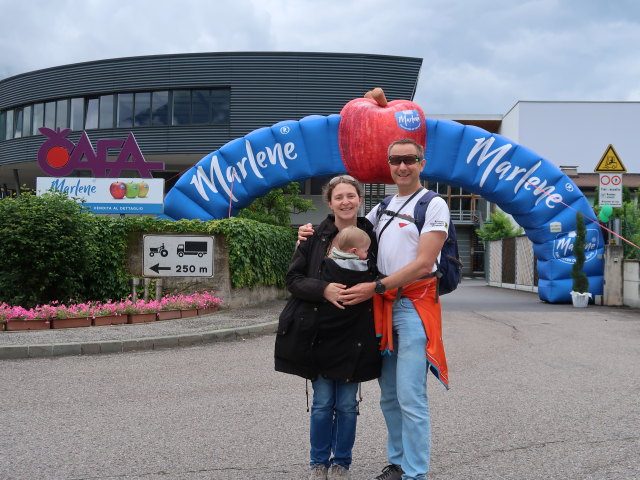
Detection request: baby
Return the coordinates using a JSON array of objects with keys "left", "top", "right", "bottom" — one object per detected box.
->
[{"left": 327, "top": 225, "right": 371, "bottom": 272}]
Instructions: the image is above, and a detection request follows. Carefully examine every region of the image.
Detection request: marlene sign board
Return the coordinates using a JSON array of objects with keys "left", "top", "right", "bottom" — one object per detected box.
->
[{"left": 36, "top": 177, "right": 165, "bottom": 214}]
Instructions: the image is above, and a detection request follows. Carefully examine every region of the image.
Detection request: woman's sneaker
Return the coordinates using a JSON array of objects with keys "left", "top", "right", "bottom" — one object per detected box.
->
[
  {"left": 372, "top": 464, "right": 404, "bottom": 480},
  {"left": 328, "top": 464, "right": 351, "bottom": 479},
  {"left": 309, "top": 464, "right": 328, "bottom": 480}
]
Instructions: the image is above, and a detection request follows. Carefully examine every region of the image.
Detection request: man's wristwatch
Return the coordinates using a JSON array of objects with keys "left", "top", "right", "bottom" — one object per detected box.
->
[{"left": 374, "top": 278, "right": 386, "bottom": 294}]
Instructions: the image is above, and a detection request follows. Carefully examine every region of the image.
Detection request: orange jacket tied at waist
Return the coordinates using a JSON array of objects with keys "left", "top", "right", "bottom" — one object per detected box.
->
[{"left": 373, "top": 277, "right": 449, "bottom": 389}]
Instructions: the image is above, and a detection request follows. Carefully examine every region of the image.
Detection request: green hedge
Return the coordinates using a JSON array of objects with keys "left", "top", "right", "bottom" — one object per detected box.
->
[{"left": 0, "top": 193, "right": 296, "bottom": 308}]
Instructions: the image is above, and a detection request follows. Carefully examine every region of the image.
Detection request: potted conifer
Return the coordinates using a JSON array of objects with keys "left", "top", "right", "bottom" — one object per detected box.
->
[{"left": 570, "top": 212, "right": 591, "bottom": 307}]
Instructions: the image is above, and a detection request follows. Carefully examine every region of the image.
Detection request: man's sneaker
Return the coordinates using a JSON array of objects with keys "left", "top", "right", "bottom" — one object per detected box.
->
[
  {"left": 328, "top": 464, "right": 351, "bottom": 479},
  {"left": 309, "top": 464, "right": 328, "bottom": 480},
  {"left": 372, "top": 464, "right": 404, "bottom": 480}
]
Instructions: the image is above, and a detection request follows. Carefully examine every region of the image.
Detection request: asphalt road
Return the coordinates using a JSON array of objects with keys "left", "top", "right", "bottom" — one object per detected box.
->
[{"left": 1, "top": 279, "right": 639, "bottom": 480}]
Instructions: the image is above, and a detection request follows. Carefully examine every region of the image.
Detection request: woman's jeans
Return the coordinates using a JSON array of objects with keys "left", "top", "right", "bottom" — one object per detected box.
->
[
  {"left": 310, "top": 377, "right": 359, "bottom": 468},
  {"left": 378, "top": 297, "right": 430, "bottom": 480}
]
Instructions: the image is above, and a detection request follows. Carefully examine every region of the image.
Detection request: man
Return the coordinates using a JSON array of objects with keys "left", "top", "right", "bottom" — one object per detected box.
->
[{"left": 338, "top": 138, "right": 450, "bottom": 480}]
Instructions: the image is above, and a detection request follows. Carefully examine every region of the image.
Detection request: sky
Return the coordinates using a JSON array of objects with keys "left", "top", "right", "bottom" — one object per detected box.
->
[{"left": 1, "top": 0, "right": 639, "bottom": 115}]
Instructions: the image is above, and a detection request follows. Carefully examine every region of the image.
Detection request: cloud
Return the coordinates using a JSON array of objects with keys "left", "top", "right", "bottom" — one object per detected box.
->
[{"left": 1, "top": 0, "right": 639, "bottom": 113}]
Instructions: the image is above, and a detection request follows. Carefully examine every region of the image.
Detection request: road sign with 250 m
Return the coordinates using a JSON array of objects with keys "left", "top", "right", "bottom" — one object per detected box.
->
[{"left": 143, "top": 235, "right": 214, "bottom": 277}]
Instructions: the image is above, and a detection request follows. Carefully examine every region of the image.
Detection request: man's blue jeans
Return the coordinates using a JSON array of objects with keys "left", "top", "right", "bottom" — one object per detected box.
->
[
  {"left": 310, "top": 377, "right": 359, "bottom": 469},
  {"left": 378, "top": 297, "right": 430, "bottom": 480}
]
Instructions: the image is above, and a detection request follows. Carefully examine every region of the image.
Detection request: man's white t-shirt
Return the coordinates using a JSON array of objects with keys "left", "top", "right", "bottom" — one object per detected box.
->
[{"left": 366, "top": 189, "right": 450, "bottom": 276}]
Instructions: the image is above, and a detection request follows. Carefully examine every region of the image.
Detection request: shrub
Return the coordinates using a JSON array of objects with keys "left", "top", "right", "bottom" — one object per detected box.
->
[
  {"left": 476, "top": 210, "right": 524, "bottom": 242},
  {"left": 571, "top": 212, "right": 589, "bottom": 293}
]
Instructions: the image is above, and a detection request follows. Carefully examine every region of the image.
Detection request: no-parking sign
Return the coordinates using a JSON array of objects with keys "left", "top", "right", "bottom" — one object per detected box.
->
[{"left": 599, "top": 173, "right": 622, "bottom": 207}]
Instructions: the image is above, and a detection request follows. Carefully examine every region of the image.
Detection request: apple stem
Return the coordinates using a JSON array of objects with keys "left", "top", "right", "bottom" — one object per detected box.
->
[{"left": 364, "top": 87, "right": 388, "bottom": 107}]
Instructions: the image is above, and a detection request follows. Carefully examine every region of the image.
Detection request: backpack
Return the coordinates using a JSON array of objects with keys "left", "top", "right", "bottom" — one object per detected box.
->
[{"left": 375, "top": 190, "right": 463, "bottom": 298}]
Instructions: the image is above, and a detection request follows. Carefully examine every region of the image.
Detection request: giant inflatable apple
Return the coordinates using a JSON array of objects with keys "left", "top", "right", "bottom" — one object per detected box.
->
[{"left": 338, "top": 88, "right": 426, "bottom": 183}]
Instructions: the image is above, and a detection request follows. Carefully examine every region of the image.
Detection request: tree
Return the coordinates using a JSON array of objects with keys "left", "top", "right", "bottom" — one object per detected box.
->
[
  {"left": 237, "top": 182, "right": 314, "bottom": 227},
  {"left": 475, "top": 210, "right": 524, "bottom": 242},
  {"left": 571, "top": 212, "right": 589, "bottom": 293}
]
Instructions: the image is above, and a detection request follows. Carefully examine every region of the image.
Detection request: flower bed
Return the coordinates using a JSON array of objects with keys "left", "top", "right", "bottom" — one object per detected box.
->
[{"left": 0, "top": 291, "right": 223, "bottom": 331}]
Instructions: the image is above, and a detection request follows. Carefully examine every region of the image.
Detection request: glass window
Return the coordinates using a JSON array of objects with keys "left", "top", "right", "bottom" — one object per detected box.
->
[
  {"left": 32, "top": 103, "right": 44, "bottom": 133},
  {"left": 0, "top": 112, "right": 6, "bottom": 141},
  {"left": 172, "top": 90, "right": 191, "bottom": 125},
  {"left": 23, "top": 105, "right": 32, "bottom": 136},
  {"left": 117, "top": 93, "right": 133, "bottom": 128},
  {"left": 70, "top": 98, "right": 84, "bottom": 131},
  {"left": 134, "top": 92, "right": 151, "bottom": 126},
  {"left": 14, "top": 108, "right": 23, "bottom": 138},
  {"left": 151, "top": 91, "right": 169, "bottom": 125},
  {"left": 192, "top": 90, "right": 210, "bottom": 125},
  {"left": 56, "top": 99, "right": 68, "bottom": 129},
  {"left": 44, "top": 101, "right": 56, "bottom": 129},
  {"left": 99, "top": 94, "right": 114, "bottom": 128},
  {"left": 85, "top": 98, "right": 99, "bottom": 129},
  {"left": 5, "top": 110, "right": 14, "bottom": 139},
  {"left": 310, "top": 176, "right": 332, "bottom": 195},
  {"left": 211, "top": 89, "right": 230, "bottom": 124}
]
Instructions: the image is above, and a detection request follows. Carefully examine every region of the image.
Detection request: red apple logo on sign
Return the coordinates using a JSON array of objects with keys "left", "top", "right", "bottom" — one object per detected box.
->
[
  {"left": 110, "top": 182, "right": 126, "bottom": 199},
  {"left": 338, "top": 88, "right": 426, "bottom": 183}
]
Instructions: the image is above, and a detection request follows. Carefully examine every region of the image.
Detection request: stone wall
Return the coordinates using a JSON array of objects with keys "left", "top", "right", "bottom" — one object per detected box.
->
[{"left": 126, "top": 232, "right": 287, "bottom": 308}]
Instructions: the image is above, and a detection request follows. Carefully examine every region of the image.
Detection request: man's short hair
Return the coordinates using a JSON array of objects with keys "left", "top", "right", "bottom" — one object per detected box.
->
[{"left": 387, "top": 139, "right": 424, "bottom": 158}]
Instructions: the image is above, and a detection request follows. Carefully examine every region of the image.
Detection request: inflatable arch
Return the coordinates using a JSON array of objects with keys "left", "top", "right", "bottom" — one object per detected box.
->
[{"left": 164, "top": 99, "right": 604, "bottom": 304}]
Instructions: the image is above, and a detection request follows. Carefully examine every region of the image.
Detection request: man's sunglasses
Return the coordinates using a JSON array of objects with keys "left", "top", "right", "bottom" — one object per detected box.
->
[{"left": 388, "top": 155, "right": 422, "bottom": 166}]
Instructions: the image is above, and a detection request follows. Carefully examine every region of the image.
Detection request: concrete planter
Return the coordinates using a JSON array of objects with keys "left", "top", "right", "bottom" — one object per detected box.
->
[
  {"left": 570, "top": 291, "right": 592, "bottom": 308},
  {"left": 51, "top": 317, "right": 92, "bottom": 329},
  {"left": 180, "top": 309, "right": 198, "bottom": 318},
  {"left": 92, "top": 314, "right": 127, "bottom": 326},
  {"left": 127, "top": 313, "right": 157, "bottom": 324},
  {"left": 5, "top": 319, "right": 51, "bottom": 331},
  {"left": 197, "top": 307, "right": 219, "bottom": 316},
  {"left": 156, "top": 310, "right": 182, "bottom": 321}
]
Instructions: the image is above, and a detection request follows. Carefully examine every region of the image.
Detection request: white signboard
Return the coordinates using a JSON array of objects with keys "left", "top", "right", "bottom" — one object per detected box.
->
[
  {"left": 36, "top": 177, "right": 164, "bottom": 214},
  {"left": 143, "top": 235, "right": 214, "bottom": 277},
  {"left": 599, "top": 173, "right": 623, "bottom": 207}
]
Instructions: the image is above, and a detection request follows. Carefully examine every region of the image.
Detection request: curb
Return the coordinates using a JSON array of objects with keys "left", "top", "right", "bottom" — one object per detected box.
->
[{"left": 0, "top": 321, "right": 278, "bottom": 360}]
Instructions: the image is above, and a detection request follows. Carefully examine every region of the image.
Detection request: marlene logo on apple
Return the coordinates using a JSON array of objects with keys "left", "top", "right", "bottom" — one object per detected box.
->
[{"left": 395, "top": 110, "right": 422, "bottom": 132}]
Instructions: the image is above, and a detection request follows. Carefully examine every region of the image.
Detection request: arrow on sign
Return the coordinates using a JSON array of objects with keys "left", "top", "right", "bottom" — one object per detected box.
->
[{"left": 150, "top": 264, "right": 171, "bottom": 274}]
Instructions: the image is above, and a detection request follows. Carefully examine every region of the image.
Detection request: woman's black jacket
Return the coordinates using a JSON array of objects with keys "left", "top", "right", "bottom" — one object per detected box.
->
[{"left": 274, "top": 215, "right": 382, "bottom": 383}]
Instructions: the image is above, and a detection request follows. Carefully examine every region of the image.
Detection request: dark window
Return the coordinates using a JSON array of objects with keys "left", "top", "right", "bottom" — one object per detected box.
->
[
  {"left": 310, "top": 176, "right": 332, "bottom": 195},
  {"left": 134, "top": 92, "right": 151, "bottom": 126},
  {"left": 99, "top": 95, "right": 114, "bottom": 128},
  {"left": 172, "top": 90, "right": 191, "bottom": 125},
  {"left": 211, "top": 89, "right": 230, "bottom": 124},
  {"left": 56, "top": 99, "right": 68, "bottom": 129},
  {"left": 23, "top": 105, "right": 32, "bottom": 136},
  {"left": 5, "top": 110, "right": 14, "bottom": 139},
  {"left": 192, "top": 89, "right": 210, "bottom": 125},
  {"left": 117, "top": 93, "right": 133, "bottom": 128},
  {"left": 0, "top": 112, "right": 6, "bottom": 141},
  {"left": 14, "top": 108, "right": 23, "bottom": 138},
  {"left": 32, "top": 103, "right": 44, "bottom": 133},
  {"left": 151, "top": 91, "right": 169, "bottom": 125},
  {"left": 44, "top": 102, "right": 56, "bottom": 129},
  {"left": 70, "top": 98, "right": 84, "bottom": 131},
  {"left": 85, "top": 98, "right": 99, "bottom": 129}
]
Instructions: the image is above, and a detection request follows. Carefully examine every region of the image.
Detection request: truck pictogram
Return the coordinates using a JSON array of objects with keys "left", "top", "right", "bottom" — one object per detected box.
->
[{"left": 177, "top": 241, "right": 208, "bottom": 257}]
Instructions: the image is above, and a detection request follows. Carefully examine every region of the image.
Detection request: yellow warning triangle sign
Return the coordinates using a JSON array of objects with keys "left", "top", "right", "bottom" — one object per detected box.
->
[{"left": 594, "top": 144, "right": 626, "bottom": 173}]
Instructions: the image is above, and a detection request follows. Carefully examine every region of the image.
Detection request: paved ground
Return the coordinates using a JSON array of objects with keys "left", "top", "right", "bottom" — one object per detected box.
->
[{"left": 1, "top": 279, "right": 639, "bottom": 479}]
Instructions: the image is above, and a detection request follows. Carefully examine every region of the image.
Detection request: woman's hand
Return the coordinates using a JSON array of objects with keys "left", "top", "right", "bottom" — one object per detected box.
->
[
  {"left": 323, "top": 282, "right": 347, "bottom": 310},
  {"left": 297, "top": 223, "right": 314, "bottom": 243}
]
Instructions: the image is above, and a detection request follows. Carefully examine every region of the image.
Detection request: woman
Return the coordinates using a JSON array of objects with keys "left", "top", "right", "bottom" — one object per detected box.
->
[{"left": 274, "top": 175, "right": 381, "bottom": 480}]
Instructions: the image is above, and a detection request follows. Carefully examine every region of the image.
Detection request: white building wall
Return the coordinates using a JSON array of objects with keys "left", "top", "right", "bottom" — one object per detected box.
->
[{"left": 501, "top": 101, "right": 640, "bottom": 174}]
